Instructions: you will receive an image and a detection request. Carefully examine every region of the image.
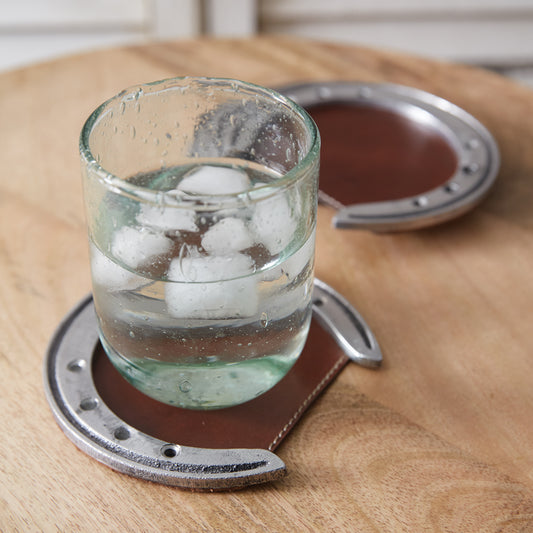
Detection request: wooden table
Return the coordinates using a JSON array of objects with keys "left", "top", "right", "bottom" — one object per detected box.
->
[{"left": 2, "top": 37, "right": 533, "bottom": 531}]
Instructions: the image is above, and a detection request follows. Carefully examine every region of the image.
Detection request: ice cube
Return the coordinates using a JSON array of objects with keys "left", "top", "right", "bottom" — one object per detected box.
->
[
  {"left": 177, "top": 165, "right": 250, "bottom": 195},
  {"left": 136, "top": 204, "right": 198, "bottom": 232},
  {"left": 168, "top": 251, "right": 254, "bottom": 282},
  {"left": 165, "top": 253, "right": 258, "bottom": 319},
  {"left": 201, "top": 217, "right": 254, "bottom": 254},
  {"left": 90, "top": 244, "right": 145, "bottom": 291},
  {"left": 111, "top": 226, "right": 173, "bottom": 269},
  {"left": 249, "top": 193, "right": 297, "bottom": 255}
]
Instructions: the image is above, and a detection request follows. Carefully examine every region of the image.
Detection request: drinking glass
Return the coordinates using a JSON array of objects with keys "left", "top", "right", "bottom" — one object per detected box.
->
[{"left": 80, "top": 77, "right": 320, "bottom": 409}]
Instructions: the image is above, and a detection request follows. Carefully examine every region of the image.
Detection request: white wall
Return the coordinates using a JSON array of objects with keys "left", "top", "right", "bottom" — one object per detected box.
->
[
  {"left": 0, "top": 0, "right": 209, "bottom": 72},
  {"left": 1, "top": 0, "right": 532, "bottom": 73},
  {"left": 260, "top": 0, "right": 533, "bottom": 65}
]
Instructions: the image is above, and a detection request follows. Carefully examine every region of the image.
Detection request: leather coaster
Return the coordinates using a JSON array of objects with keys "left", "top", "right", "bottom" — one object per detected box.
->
[
  {"left": 308, "top": 102, "right": 458, "bottom": 206},
  {"left": 93, "top": 318, "right": 349, "bottom": 451}
]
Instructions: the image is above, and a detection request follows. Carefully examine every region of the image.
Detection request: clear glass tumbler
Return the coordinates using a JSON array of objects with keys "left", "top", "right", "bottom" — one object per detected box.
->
[{"left": 80, "top": 77, "right": 320, "bottom": 409}]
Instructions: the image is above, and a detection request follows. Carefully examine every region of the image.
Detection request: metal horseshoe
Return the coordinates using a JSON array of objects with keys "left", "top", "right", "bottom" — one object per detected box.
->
[{"left": 44, "top": 279, "right": 381, "bottom": 490}]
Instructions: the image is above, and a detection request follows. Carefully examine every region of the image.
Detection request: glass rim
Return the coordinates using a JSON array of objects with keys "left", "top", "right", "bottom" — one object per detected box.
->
[{"left": 79, "top": 76, "right": 320, "bottom": 205}]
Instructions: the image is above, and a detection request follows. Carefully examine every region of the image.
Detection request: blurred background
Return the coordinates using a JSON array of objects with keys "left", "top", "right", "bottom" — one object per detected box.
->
[{"left": 1, "top": 0, "right": 532, "bottom": 86}]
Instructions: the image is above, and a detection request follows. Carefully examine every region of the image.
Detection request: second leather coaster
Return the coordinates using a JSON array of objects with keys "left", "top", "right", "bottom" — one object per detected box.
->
[{"left": 281, "top": 82, "right": 500, "bottom": 231}]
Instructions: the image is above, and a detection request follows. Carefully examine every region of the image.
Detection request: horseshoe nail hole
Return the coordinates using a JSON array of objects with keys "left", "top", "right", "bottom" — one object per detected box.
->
[
  {"left": 161, "top": 444, "right": 180, "bottom": 458},
  {"left": 413, "top": 196, "right": 429, "bottom": 207},
  {"left": 463, "top": 163, "right": 480, "bottom": 175},
  {"left": 445, "top": 182, "right": 460, "bottom": 193},
  {"left": 358, "top": 86, "right": 373, "bottom": 99},
  {"left": 466, "top": 138, "right": 480, "bottom": 150},
  {"left": 80, "top": 397, "right": 98, "bottom": 411},
  {"left": 318, "top": 86, "right": 332, "bottom": 99},
  {"left": 67, "top": 359, "right": 86, "bottom": 372},
  {"left": 313, "top": 298, "right": 324, "bottom": 307},
  {"left": 114, "top": 426, "right": 131, "bottom": 440}
]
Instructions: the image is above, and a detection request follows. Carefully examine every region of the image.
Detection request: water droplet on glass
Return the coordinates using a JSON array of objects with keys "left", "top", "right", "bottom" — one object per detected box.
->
[
  {"left": 260, "top": 312, "right": 269, "bottom": 327},
  {"left": 119, "top": 102, "right": 126, "bottom": 114},
  {"left": 129, "top": 331, "right": 135, "bottom": 338},
  {"left": 179, "top": 380, "right": 192, "bottom": 393},
  {"left": 129, "top": 125, "right": 136, "bottom": 139}
]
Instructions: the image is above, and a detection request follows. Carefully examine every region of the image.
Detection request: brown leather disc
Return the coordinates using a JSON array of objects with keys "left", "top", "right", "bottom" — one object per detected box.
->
[
  {"left": 308, "top": 103, "right": 459, "bottom": 205},
  {"left": 93, "top": 318, "right": 349, "bottom": 451}
]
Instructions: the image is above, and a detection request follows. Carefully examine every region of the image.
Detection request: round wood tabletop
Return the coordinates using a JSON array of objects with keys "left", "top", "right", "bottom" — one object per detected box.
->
[{"left": 2, "top": 37, "right": 533, "bottom": 531}]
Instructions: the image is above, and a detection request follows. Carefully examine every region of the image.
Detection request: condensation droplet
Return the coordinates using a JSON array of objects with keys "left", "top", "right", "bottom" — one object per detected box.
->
[
  {"left": 179, "top": 380, "right": 192, "bottom": 393},
  {"left": 260, "top": 312, "right": 269, "bottom": 327},
  {"left": 129, "top": 125, "right": 136, "bottom": 139}
]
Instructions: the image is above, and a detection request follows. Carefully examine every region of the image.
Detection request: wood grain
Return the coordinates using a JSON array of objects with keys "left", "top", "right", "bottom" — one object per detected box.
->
[{"left": 2, "top": 36, "right": 533, "bottom": 531}]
